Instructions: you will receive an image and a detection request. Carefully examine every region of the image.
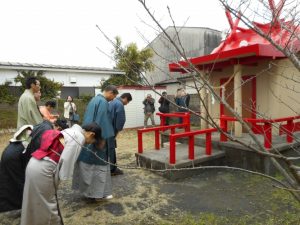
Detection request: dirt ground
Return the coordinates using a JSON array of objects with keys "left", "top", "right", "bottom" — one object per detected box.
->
[{"left": 0, "top": 129, "right": 300, "bottom": 225}]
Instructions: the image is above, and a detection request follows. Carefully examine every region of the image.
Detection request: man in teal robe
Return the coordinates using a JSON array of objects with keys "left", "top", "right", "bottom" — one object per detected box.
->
[
  {"left": 73, "top": 85, "right": 118, "bottom": 200},
  {"left": 108, "top": 93, "right": 132, "bottom": 175}
]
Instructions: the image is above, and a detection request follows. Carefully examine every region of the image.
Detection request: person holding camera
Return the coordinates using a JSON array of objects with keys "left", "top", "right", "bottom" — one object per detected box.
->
[
  {"left": 175, "top": 89, "right": 190, "bottom": 123},
  {"left": 143, "top": 94, "right": 156, "bottom": 128},
  {"left": 158, "top": 91, "right": 170, "bottom": 125},
  {"left": 64, "top": 96, "right": 77, "bottom": 127}
]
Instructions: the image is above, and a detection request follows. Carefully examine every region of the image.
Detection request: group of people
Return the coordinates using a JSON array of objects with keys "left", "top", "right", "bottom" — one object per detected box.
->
[
  {"left": 31, "top": 78, "right": 79, "bottom": 127},
  {"left": 0, "top": 77, "right": 132, "bottom": 225},
  {"left": 0, "top": 76, "right": 189, "bottom": 224},
  {"left": 143, "top": 88, "right": 190, "bottom": 127}
]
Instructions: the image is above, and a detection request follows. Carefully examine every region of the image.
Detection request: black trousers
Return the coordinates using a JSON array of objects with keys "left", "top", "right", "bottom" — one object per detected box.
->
[{"left": 108, "top": 138, "right": 117, "bottom": 172}]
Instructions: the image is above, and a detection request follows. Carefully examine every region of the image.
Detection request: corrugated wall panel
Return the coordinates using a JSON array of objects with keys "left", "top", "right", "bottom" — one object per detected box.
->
[
  {"left": 118, "top": 88, "right": 166, "bottom": 128},
  {"left": 145, "top": 27, "right": 222, "bottom": 85}
]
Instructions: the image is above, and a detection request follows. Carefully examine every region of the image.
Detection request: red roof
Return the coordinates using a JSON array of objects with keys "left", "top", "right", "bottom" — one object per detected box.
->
[
  {"left": 169, "top": 3, "right": 300, "bottom": 73},
  {"left": 169, "top": 43, "right": 287, "bottom": 72}
]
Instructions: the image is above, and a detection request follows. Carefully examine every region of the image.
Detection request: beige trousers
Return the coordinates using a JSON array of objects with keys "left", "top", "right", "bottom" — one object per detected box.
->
[{"left": 144, "top": 113, "right": 155, "bottom": 127}]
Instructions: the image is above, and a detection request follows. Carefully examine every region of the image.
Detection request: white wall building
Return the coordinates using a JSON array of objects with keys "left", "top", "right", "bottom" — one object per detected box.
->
[
  {"left": 0, "top": 62, "right": 124, "bottom": 98},
  {"left": 115, "top": 86, "right": 167, "bottom": 128}
]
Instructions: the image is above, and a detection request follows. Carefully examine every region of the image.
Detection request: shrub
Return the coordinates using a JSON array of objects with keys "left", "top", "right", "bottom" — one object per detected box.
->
[
  {"left": 14, "top": 70, "right": 62, "bottom": 99},
  {"left": 79, "top": 94, "right": 93, "bottom": 103},
  {"left": 0, "top": 81, "right": 17, "bottom": 105}
]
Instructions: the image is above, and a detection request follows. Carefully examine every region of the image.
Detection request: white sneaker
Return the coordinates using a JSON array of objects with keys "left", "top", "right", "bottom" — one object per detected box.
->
[
  {"left": 95, "top": 195, "right": 113, "bottom": 202},
  {"left": 104, "top": 195, "right": 113, "bottom": 200}
]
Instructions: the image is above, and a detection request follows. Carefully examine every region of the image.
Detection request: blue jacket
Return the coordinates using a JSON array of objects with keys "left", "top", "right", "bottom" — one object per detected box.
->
[
  {"left": 175, "top": 94, "right": 190, "bottom": 112},
  {"left": 109, "top": 97, "right": 126, "bottom": 135},
  {"left": 78, "top": 94, "right": 115, "bottom": 165}
]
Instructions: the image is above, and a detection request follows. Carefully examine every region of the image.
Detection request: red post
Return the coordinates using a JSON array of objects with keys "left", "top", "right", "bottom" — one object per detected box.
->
[
  {"left": 160, "top": 115, "right": 166, "bottom": 126},
  {"left": 220, "top": 116, "right": 228, "bottom": 142},
  {"left": 185, "top": 113, "right": 191, "bottom": 132},
  {"left": 188, "top": 135, "right": 195, "bottom": 160},
  {"left": 286, "top": 120, "right": 294, "bottom": 143},
  {"left": 206, "top": 132, "right": 212, "bottom": 155},
  {"left": 160, "top": 115, "right": 166, "bottom": 132},
  {"left": 155, "top": 130, "right": 160, "bottom": 150},
  {"left": 138, "top": 130, "right": 143, "bottom": 153},
  {"left": 264, "top": 122, "right": 272, "bottom": 149},
  {"left": 171, "top": 128, "right": 175, "bottom": 134},
  {"left": 169, "top": 136, "right": 176, "bottom": 164}
]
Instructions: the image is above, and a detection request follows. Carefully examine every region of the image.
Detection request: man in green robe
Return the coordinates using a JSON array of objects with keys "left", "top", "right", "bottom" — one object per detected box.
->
[
  {"left": 17, "top": 77, "right": 43, "bottom": 129},
  {"left": 72, "top": 85, "right": 118, "bottom": 200}
]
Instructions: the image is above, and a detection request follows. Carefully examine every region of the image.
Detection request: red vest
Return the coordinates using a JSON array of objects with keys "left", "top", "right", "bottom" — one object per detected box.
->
[{"left": 32, "top": 130, "right": 64, "bottom": 163}]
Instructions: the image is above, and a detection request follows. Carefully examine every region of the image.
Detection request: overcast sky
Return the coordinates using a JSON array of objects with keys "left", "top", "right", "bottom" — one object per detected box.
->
[{"left": 0, "top": 0, "right": 228, "bottom": 68}]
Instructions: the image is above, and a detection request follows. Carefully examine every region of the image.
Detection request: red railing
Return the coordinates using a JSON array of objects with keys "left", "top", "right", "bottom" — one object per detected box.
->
[
  {"left": 157, "top": 112, "right": 191, "bottom": 129},
  {"left": 169, "top": 128, "right": 217, "bottom": 164},
  {"left": 137, "top": 113, "right": 300, "bottom": 164},
  {"left": 220, "top": 115, "right": 300, "bottom": 149},
  {"left": 137, "top": 112, "right": 191, "bottom": 154},
  {"left": 137, "top": 112, "right": 219, "bottom": 164}
]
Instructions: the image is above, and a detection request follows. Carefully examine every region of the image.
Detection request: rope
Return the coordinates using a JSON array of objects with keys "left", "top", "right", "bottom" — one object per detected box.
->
[{"left": 61, "top": 131, "right": 298, "bottom": 193}]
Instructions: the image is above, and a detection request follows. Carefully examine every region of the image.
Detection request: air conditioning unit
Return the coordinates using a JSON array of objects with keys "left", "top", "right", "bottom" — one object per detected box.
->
[{"left": 70, "top": 77, "right": 77, "bottom": 83}]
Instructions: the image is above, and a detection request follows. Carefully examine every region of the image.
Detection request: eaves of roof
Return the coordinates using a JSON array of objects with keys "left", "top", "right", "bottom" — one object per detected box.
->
[{"left": 0, "top": 61, "right": 125, "bottom": 75}]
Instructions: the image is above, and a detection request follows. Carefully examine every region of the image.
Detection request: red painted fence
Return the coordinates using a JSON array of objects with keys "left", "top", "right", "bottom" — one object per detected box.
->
[
  {"left": 169, "top": 128, "right": 217, "bottom": 164},
  {"left": 156, "top": 112, "right": 191, "bottom": 130},
  {"left": 137, "top": 112, "right": 190, "bottom": 154},
  {"left": 137, "top": 112, "right": 218, "bottom": 164},
  {"left": 137, "top": 113, "right": 300, "bottom": 164},
  {"left": 220, "top": 115, "right": 300, "bottom": 149}
]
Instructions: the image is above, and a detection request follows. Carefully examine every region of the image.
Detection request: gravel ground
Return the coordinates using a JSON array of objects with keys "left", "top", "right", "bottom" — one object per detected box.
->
[{"left": 0, "top": 129, "right": 300, "bottom": 225}]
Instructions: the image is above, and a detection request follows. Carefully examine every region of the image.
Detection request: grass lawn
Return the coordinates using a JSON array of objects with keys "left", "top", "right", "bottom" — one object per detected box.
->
[
  {"left": 0, "top": 129, "right": 300, "bottom": 225},
  {"left": 0, "top": 99, "right": 88, "bottom": 130},
  {"left": 0, "top": 108, "right": 18, "bottom": 129}
]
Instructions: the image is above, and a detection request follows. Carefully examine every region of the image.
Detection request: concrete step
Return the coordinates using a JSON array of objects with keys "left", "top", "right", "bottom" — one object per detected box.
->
[
  {"left": 135, "top": 143, "right": 225, "bottom": 180},
  {"left": 159, "top": 131, "right": 300, "bottom": 176}
]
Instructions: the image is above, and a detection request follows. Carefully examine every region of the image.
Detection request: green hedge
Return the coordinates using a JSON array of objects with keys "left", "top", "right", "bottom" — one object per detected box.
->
[
  {"left": 0, "top": 99, "right": 89, "bottom": 129},
  {"left": 0, "top": 82, "right": 17, "bottom": 105}
]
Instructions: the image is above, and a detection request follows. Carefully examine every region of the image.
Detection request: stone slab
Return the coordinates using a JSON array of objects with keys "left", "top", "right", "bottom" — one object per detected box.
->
[
  {"left": 135, "top": 143, "right": 226, "bottom": 180},
  {"left": 160, "top": 130, "right": 300, "bottom": 175}
]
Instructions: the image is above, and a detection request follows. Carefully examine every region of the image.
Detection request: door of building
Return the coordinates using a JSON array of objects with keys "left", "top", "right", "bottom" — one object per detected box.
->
[{"left": 220, "top": 75, "right": 256, "bottom": 132}]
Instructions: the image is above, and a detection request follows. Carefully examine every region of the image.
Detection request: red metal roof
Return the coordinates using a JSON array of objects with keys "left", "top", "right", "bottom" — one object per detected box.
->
[
  {"left": 169, "top": 43, "right": 287, "bottom": 72},
  {"left": 169, "top": 2, "right": 300, "bottom": 73}
]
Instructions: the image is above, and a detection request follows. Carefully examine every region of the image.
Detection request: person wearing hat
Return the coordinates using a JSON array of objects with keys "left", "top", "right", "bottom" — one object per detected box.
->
[{"left": 0, "top": 125, "right": 33, "bottom": 212}]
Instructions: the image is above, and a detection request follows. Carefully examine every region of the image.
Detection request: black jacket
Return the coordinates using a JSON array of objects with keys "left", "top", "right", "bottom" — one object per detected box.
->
[{"left": 158, "top": 96, "right": 170, "bottom": 113}]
